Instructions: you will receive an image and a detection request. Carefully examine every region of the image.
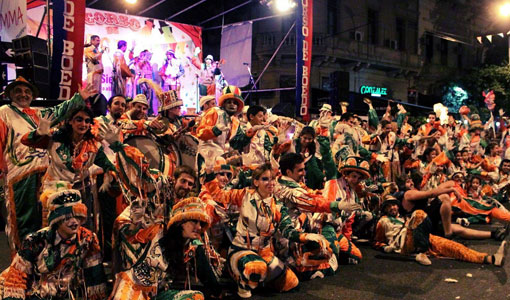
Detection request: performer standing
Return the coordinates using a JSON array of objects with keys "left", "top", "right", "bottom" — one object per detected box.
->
[
  {"left": 159, "top": 50, "right": 184, "bottom": 95},
  {"left": 0, "top": 77, "right": 96, "bottom": 254},
  {"left": 112, "top": 40, "right": 133, "bottom": 97},
  {"left": 135, "top": 50, "right": 155, "bottom": 114},
  {"left": 84, "top": 35, "right": 104, "bottom": 93},
  {"left": 199, "top": 54, "right": 216, "bottom": 96}
]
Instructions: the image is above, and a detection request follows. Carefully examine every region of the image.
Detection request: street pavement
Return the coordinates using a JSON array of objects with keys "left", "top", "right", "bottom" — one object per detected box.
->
[{"left": 0, "top": 226, "right": 508, "bottom": 300}]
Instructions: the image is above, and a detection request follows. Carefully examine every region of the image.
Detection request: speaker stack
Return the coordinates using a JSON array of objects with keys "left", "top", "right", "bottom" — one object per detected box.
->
[{"left": 12, "top": 36, "right": 50, "bottom": 98}]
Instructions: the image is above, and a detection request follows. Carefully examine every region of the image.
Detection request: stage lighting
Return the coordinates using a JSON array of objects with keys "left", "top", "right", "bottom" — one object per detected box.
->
[
  {"left": 274, "top": 0, "right": 296, "bottom": 12},
  {"left": 501, "top": 3, "right": 510, "bottom": 17},
  {"left": 260, "top": 0, "right": 296, "bottom": 13},
  {"left": 125, "top": 0, "right": 137, "bottom": 4}
]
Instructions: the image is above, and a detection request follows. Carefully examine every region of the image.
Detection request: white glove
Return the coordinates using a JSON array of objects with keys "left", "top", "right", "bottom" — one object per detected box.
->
[
  {"left": 99, "top": 172, "right": 113, "bottom": 193},
  {"left": 100, "top": 123, "right": 121, "bottom": 144},
  {"left": 375, "top": 154, "right": 389, "bottom": 163},
  {"left": 383, "top": 245, "right": 395, "bottom": 253},
  {"left": 336, "top": 202, "right": 362, "bottom": 214},
  {"left": 36, "top": 112, "right": 53, "bottom": 136}
]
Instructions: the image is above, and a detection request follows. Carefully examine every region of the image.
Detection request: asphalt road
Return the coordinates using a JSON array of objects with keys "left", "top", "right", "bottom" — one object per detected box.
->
[{"left": 0, "top": 226, "right": 508, "bottom": 300}]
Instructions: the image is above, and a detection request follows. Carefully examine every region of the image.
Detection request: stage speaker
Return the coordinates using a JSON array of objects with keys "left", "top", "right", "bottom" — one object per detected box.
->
[
  {"left": 14, "top": 50, "right": 48, "bottom": 68},
  {"left": 12, "top": 36, "right": 47, "bottom": 54},
  {"left": 16, "top": 66, "right": 50, "bottom": 98},
  {"left": 329, "top": 71, "right": 350, "bottom": 107}
]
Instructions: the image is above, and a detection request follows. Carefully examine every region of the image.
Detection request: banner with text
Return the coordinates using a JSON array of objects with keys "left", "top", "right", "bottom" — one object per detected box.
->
[
  {"left": 82, "top": 9, "right": 202, "bottom": 111},
  {"left": 50, "top": 0, "right": 85, "bottom": 100},
  {"left": 0, "top": 0, "right": 27, "bottom": 42},
  {"left": 295, "top": 0, "right": 313, "bottom": 121}
]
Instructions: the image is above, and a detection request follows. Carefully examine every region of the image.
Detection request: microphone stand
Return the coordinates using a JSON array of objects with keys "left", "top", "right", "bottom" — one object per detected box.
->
[{"left": 244, "top": 63, "right": 256, "bottom": 105}]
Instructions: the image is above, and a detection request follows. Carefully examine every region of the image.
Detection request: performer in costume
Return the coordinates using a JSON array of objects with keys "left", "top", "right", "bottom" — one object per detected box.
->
[
  {"left": 374, "top": 195, "right": 506, "bottom": 267},
  {"left": 84, "top": 35, "right": 104, "bottom": 94},
  {"left": 113, "top": 40, "right": 134, "bottom": 97},
  {"left": 0, "top": 77, "right": 96, "bottom": 254},
  {"left": 204, "top": 164, "right": 331, "bottom": 298},
  {"left": 135, "top": 50, "right": 155, "bottom": 114},
  {"left": 0, "top": 189, "right": 107, "bottom": 299},
  {"left": 199, "top": 55, "right": 216, "bottom": 96},
  {"left": 159, "top": 50, "right": 184, "bottom": 95},
  {"left": 21, "top": 107, "right": 116, "bottom": 228}
]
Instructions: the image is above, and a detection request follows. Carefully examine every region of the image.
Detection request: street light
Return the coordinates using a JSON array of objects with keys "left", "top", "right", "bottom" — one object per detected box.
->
[
  {"left": 501, "top": 3, "right": 510, "bottom": 16},
  {"left": 500, "top": 3, "right": 510, "bottom": 65},
  {"left": 125, "top": 0, "right": 137, "bottom": 4}
]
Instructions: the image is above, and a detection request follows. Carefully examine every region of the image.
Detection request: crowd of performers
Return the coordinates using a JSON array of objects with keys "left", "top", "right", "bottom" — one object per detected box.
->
[
  {"left": 1, "top": 61, "right": 510, "bottom": 299},
  {"left": 84, "top": 35, "right": 223, "bottom": 116}
]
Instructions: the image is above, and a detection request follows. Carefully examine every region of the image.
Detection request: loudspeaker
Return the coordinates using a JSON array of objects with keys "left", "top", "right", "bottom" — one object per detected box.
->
[
  {"left": 16, "top": 66, "right": 50, "bottom": 98},
  {"left": 329, "top": 71, "right": 350, "bottom": 105},
  {"left": 12, "top": 36, "right": 47, "bottom": 54},
  {"left": 14, "top": 50, "right": 48, "bottom": 68}
]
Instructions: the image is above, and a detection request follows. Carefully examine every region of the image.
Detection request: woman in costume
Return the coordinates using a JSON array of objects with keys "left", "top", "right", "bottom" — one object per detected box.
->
[
  {"left": 204, "top": 163, "right": 331, "bottom": 298},
  {"left": 21, "top": 107, "right": 116, "bottom": 226}
]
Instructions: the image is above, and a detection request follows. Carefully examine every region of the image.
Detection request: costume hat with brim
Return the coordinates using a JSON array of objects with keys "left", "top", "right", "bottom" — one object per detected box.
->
[
  {"left": 132, "top": 94, "right": 149, "bottom": 107},
  {"left": 167, "top": 197, "right": 211, "bottom": 231},
  {"left": 5, "top": 76, "right": 39, "bottom": 99},
  {"left": 218, "top": 85, "right": 244, "bottom": 114},
  {"left": 381, "top": 195, "right": 400, "bottom": 214},
  {"left": 199, "top": 95, "right": 216, "bottom": 109},
  {"left": 320, "top": 104, "right": 332, "bottom": 112},
  {"left": 338, "top": 155, "right": 370, "bottom": 180},
  {"left": 47, "top": 189, "right": 87, "bottom": 227}
]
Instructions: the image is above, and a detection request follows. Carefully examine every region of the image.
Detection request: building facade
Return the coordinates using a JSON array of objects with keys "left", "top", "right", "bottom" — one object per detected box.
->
[{"left": 250, "top": 0, "right": 489, "bottom": 115}]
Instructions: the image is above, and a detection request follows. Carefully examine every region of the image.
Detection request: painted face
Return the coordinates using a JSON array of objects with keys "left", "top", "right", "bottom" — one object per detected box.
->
[
  {"left": 253, "top": 170, "right": 275, "bottom": 198},
  {"left": 215, "top": 171, "right": 232, "bottom": 188},
  {"left": 223, "top": 99, "right": 238, "bottom": 115},
  {"left": 109, "top": 96, "right": 127, "bottom": 119},
  {"left": 181, "top": 220, "right": 206, "bottom": 239},
  {"left": 131, "top": 103, "right": 148, "bottom": 120},
  {"left": 10, "top": 84, "right": 33, "bottom": 108},
  {"left": 250, "top": 111, "right": 266, "bottom": 126},
  {"left": 175, "top": 173, "right": 195, "bottom": 199},
  {"left": 344, "top": 171, "right": 363, "bottom": 188},
  {"left": 286, "top": 162, "right": 306, "bottom": 183},
  {"left": 57, "top": 216, "right": 82, "bottom": 240},
  {"left": 69, "top": 111, "right": 93, "bottom": 136}
]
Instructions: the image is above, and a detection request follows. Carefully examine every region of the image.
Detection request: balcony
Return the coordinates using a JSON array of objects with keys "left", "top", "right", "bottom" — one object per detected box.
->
[{"left": 254, "top": 29, "right": 422, "bottom": 75}]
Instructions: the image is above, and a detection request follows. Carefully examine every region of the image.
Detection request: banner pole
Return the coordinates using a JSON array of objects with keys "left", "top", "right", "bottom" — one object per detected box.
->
[{"left": 47, "top": 0, "right": 51, "bottom": 97}]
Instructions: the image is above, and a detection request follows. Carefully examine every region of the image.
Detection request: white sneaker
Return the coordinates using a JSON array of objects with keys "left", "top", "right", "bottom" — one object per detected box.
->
[
  {"left": 416, "top": 253, "right": 432, "bottom": 266},
  {"left": 238, "top": 287, "right": 252, "bottom": 298},
  {"left": 493, "top": 241, "right": 507, "bottom": 267}
]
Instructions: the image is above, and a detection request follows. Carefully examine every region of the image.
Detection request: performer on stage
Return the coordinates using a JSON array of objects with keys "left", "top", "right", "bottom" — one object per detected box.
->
[
  {"left": 199, "top": 55, "right": 216, "bottom": 96},
  {"left": 135, "top": 50, "right": 155, "bottom": 114},
  {"left": 84, "top": 35, "right": 104, "bottom": 93},
  {"left": 112, "top": 40, "right": 133, "bottom": 97},
  {"left": 159, "top": 49, "right": 184, "bottom": 95}
]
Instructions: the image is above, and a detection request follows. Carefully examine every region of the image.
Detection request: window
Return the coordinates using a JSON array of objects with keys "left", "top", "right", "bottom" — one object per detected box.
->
[
  {"left": 408, "top": 21, "right": 418, "bottom": 54},
  {"left": 396, "top": 18, "right": 406, "bottom": 51},
  {"left": 368, "top": 9, "right": 379, "bottom": 45}
]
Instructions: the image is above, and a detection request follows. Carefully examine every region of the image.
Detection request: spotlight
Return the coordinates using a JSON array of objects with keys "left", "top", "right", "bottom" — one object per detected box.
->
[
  {"left": 260, "top": 0, "right": 297, "bottom": 13},
  {"left": 274, "top": 0, "right": 296, "bottom": 12},
  {"left": 125, "top": 0, "right": 137, "bottom": 4}
]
